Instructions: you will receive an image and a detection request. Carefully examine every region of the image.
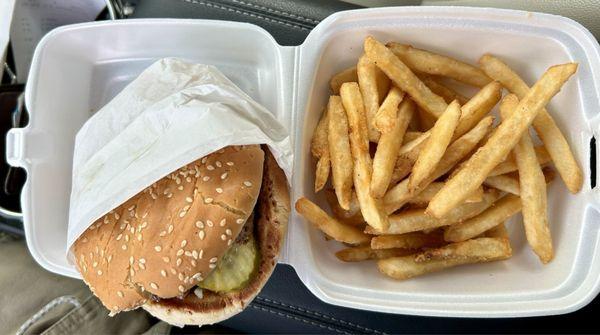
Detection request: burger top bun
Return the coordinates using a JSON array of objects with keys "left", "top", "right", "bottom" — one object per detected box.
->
[
  {"left": 143, "top": 148, "right": 290, "bottom": 326},
  {"left": 72, "top": 145, "right": 265, "bottom": 314}
]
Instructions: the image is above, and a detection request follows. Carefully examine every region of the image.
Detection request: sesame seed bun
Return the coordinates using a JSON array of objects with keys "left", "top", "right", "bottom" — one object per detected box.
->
[
  {"left": 142, "top": 148, "right": 290, "bottom": 326},
  {"left": 72, "top": 145, "right": 271, "bottom": 315}
]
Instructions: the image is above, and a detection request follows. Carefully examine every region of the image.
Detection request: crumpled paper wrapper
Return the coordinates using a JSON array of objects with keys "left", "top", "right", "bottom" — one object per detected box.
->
[{"left": 67, "top": 58, "right": 293, "bottom": 253}]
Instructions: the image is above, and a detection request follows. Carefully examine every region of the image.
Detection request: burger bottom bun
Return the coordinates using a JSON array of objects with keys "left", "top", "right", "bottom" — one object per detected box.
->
[{"left": 142, "top": 148, "right": 290, "bottom": 327}]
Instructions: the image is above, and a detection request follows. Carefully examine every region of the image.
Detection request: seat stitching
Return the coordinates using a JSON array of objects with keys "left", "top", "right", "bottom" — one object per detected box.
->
[
  {"left": 250, "top": 305, "right": 351, "bottom": 334},
  {"left": 228, "top": 0, "right": 320, "bottom": 25}
]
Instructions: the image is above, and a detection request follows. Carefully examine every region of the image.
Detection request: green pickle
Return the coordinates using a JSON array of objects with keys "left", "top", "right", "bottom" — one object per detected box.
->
[{"left": 198, "top": 236, "right": 259, "bottom": 293}]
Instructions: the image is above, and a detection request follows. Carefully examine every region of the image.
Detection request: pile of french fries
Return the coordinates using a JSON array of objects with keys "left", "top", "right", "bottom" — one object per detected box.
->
[{"left": 296, "top": 36, "right": 582, "bottom": 280}]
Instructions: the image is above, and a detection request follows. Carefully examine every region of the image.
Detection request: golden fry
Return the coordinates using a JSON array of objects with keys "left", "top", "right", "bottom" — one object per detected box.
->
[
  {"left": 330, "top": 66, "right": 358, "bottom": 94},
  {"left": 370, "top": 190, "right": 499, "bottom": 235},
  {"left": 483, "top": 174, "right": 520, "bottom": 195},
  {"left": 327, "top": 96, "right": 354, "bottom": 209},
  {"left": 480, "top": 54, "right": 582, "bottom": 193},
  {"left": 364, "top": 37, "right": 448, "bottom": 118},
  {"left": 427, "top": 63, "right": 578, "bottom": 218},
  {"left": 444, "top": 194, "right": 522, "bottom": 242},
  {"left": 295, "top": 197, "right": 370, "bottom": 244},
  {"left": 325, "top": 190, "right": 364, "bottom": 226},
  {"left": 340, "top": 82, "right": 389, "bottom": 230},
  {"left": 312, "top": 108, "right": 330, "bottom": 192},
  {"left": 371, "top": 99, "right": 415, "bottom": 198},
  {"left": 374, "top": 86, "right": 405, "bottom": 133},
  {"left": 371, "top": 231, "right": 445, "bottom": 250},
  {"left": 500, "top": 94, "right": 552, "bottom": 263},
  {"left": 358, "top": 55, "right": 387, "bottom": 142},
  {"left": 336, "top": 246, "right": 414, "bottom": 262},
  {"left": 403, "top": 131, "right": 423, "bottom": 144},
  {"left": 409, "top": 100, "right": 461, "bottom": 190},
  {"left": 387, "top": 43, "right": 492, "bottom": 87},
  {"left": 489, "top": 146, "right": 551, "bottom": 176},
  {"left": 485, "top": 222, "right": 509, "bottom": 239},
  {"left": 377, "top": 238, "right": 511, "bottom": 280},
  {"left": 385, "top": 116, "right": 493, "bottom": 214},
  {"left": 420, "top": 74, "right": 469, "bottom": 104}
]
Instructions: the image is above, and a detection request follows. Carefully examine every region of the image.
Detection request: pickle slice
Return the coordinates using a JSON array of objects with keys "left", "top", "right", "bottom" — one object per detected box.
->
[{"left": 198, "top": 236, "right": 259, "bottom": 292}]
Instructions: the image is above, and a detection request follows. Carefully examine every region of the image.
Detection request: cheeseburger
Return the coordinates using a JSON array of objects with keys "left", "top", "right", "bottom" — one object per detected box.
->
[{"left": 72, "top": 145, "right": 289, "bottom": 326}]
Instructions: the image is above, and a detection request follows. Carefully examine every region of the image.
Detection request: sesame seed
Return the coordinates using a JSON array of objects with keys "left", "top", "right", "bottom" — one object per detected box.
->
[
  {"left": 204, "top": 198, "right": 213, "bottom": 204},
  {"left": 202, "top": 176, "right": 210, "bottom": 182},
  {"left": 150, "top": 282, "right": 158, "bottom": 290},
  {"left": 216, "top": 187, "right": 223, "bottom": 194},
  {"left": 183, "top": 205, "right": 191, "bottom": 211},
  {"left": 178, "top": 285, "right": 185, "bottom": 293},
  {"left": 107, "top": 255, "right": 113, "bottom": 263},
  {"left": 199, "top": 249, "right": 204, "bottom": 259},
  {"left": 209, "top": 264, "right": 216, "bottom": 269},
  {"left": 220, "top": 219, "right": 227, "bottom": 227},
  {"left": 198, "top": 231, "right": 205, "bottom": 240},
  {"left": 116, "top": 234, "right": 122, "bottom": 241},
  {"left": 195, "top": 221, "right": 204, "bottom": 228},
  {"left": 185, "top": 251, "right": 192, "bottom": 257},
  {"left": 170, "top": 268, "right": 177, "bottom": 275},
  {"left": 184, "top": 275, "right": 190, "bottom": 283},
  {"left": 142, "top": 212, "right": 148, "bottom": 218},
  {"left": 228, "top": 239, "right": 233, "bottom": 246},
  {"left": 192, "top": 273, "right": 203, "bottom": 281},
  {"left": 206, "top": 220, "right": 214, "bottom": 227},
  {"left": 201, "top": 157, "right": 207, "bottom": 164},
  {"left": 130, "top": 256, "right": 134, "bottom": 264},
  {"left": 192, "top": 250, "right": 198, "bottom": 259},
  {"left": 191, "top": 259, "right": 197, "bottom": 267},
  {"left": 141, "top": 222, "right": 148, "bottom": 229},
  {"left": 226, "top": 161, "right": 234, "bottom": 166},
  {"left": 186, "top": 177, "right": 192, "bottom": 183},
  {"left": 97, "top": 270, "right": 103, "bottom": 275},
  {"left": 151, "top": 193, "right": 157, "bottom": 200},
  {"left": 221, "top": 234, "right": 227, "bottom": 240},
  {"left": 120, "top": 224, "right": 126, "bottom": 230},
  {"left": 93, "top": 261, "right": 98, "bottom": 267},
  {"left": 139, "top": 258, "right": 146, "bottom": 264},
  {"left": 155, "top": 245, "right": 162, "bottom": 252},
  {"left": 163, "top": 188, "right": 170, "bottom": 195},
  {"left": 178, "top": 273, "right": 184, "bottom": 280},
  {"left": 162, "top": 257, "right": 170, "bottom": 263},
  {"left": 115, "top": 213, "right": 120, "bottom": 220},
  {"left": 177, "top": 186, "right": 184, "bottom": 191},
  {"left": 161, "top": 270, "right": 167, "bottom": 277},
  {"left": 236, "top": 218, "right": 244, "bottom": 224},
  {"left": 125, "top": 235, "right": 130, "bottom": 242},
  {"left": 137, "top": 234, "right": 142, "bottom": 241},
  {"left": 159, "top": 231, "right": 166, "bottom": 237},
  {"left": 207, "top": 165, "right": 215, "bottom": 170},
  {"left": 210, "top": 257, "right": 218, "bottom": 263},
  {"left": 176, "top": 258, "right": 182, "bottom": 266},
  {"left": 243, "top": 181, "right": 252, "bottom": 187},
  {"left": 139, "top": 263, "right": 146, "bottom": 270},
  {"left": 130, "top": 227, "right": 135, "bottom": 234},
  {"left": 225, "top": 229, "right": 232, "bottom": 235},
  {"left": 166, "top": 193, "right": 173, "bottom": 198},
  {"left": 221, "top": 172, "right": 228, "bottom": 180},
  {"left": 177, "top": 249, "right": 184, "bottom": 256},
  {"left": 186, "top": 197, "right": 193, "bottom": 203},
  {"left": 121, "top": 244, "right": 127, "bottom": 250},
  {"left": 117, "top": 291, "right": 124, "bottom": 298},
  {"left": 128, "top": 205, "right": 135, "bottom": 211},
  {"left": 168, "top": 225, "right": 174, "bottom": 234},
  {"left": 175, "top": 177, "right": 181, "bottom": 184},
  {"left": 179, "top": 211, "right": 186, "bottom": 218}
]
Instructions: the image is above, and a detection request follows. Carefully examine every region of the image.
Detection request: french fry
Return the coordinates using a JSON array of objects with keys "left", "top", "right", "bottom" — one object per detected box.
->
[
  {"left": 295, "top": 197, "right": 371, "bottom": 245},
  {"left": 485, "top": 222, "right": 509, "bottom": 239},
  {"left": 377, "top": 238, "right": 511, "bottom": 280},
  {"left": 413, "top": 237, "right": 512, "bottom": 263},
  {"left": 500, "top": 94, "right": 552, "bottom": 263},
  {"left": 407, "top": 182, "right": 483, "bottom": 205},
  {"left": 390, "top": 156, "right": 415, "bottom": 185},
  {"left": 371, "top": 99, "right": 415, "bottom": 198},
  {"left": 427, "top": 63, "right": 578, "bottom": 218},
  {"left": 336, "top": 246, "right": 415, "bottom": 262},
  {"left": 330, "top": 66, "right": 358, "bottom": 94},
  {"left": 480, "top": 54, "right": 582, "bottom": 193},
  {"left": 325, "top": 189, "right": 364, "bottom": 226},
  {"left": 403, "top": 131, "right": 423, "bottom": 144},
  {"left": 340, "top": 82, "right": 389, "bottom": 230},
  {"left": 409, "top": 100, "right": 461, "bottom": 190},
  {"left": 444, "top": 194, "right": 522, "bottom": 242},
  {"left": 385, "top": 116, "right": 493, "bottom": 214},
  {"left": 489, "top": 146, "right": 551, "bottom": 176},
  {"left": 374, "top": 86, "right": 405, "bottom": 133},
  {"left": 483, "top": 174, "right": 520, "bottom": 195},
  {"left": 371, "top": 231, "right": 445, "bottom": 250},
  {"left": 364, "top": 37, "right": 448, "bottom": 118},
  {"left": 370, "top": 190, "right": 499, "bottom": 235},
  {"left": 420, "top": 74, "right": 470, "bottom": 104},
  {"left": 387, "top": 43, "right": 492, "bottom": 87},
  {"left": 358, "top": 55, "right": 388, "bottom": 142},
  {"left": 390, "top": 81, "right": 501, "bottom": 182},
  {"left": 311, "top": 108, "right": 330, "bottom": 192},
  {"left": 327, "top": 96, "right": 354, "bottom": 209}
]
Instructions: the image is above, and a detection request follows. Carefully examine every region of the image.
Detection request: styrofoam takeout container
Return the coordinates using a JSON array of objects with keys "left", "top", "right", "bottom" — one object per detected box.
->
[{"left": 8, "top": 7, "right": 600, "bottom": 317}]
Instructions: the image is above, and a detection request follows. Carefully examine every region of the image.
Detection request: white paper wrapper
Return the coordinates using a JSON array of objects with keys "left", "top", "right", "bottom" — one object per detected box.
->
[{"left": 67, "top": 58, "right": 293, "bottom": 253}]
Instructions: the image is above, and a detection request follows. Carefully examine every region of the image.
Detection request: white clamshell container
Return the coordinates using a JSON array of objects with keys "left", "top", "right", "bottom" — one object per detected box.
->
[{"left": 8, "top": 7, "right": 600, "bottom": 317}]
